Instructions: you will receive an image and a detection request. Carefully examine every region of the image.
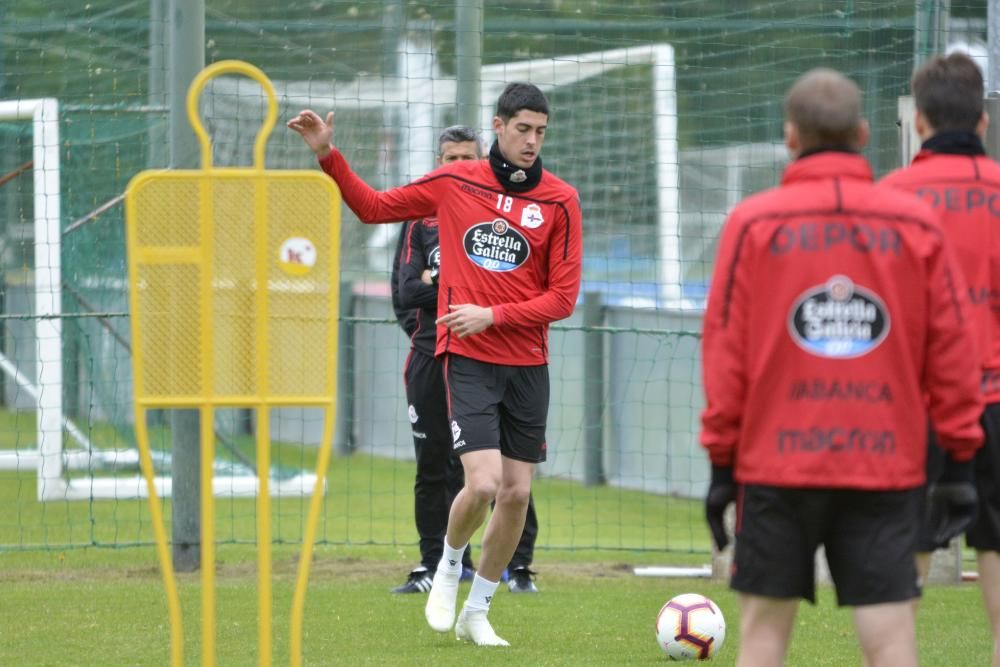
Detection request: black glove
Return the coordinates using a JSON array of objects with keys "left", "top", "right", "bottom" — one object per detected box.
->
[
  {"left": 705, "top": 465, "right": 736, "bottom": 551},
  {"left": 926, "top": 457, "right": 977, "bottom": 550}
]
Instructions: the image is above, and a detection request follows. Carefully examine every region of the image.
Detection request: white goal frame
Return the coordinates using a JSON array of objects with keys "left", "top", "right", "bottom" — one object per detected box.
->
[
  {"left": 218, "top": 42, "right": 683, "bottom": 307},
  {"left": 478, "top": 44, "right": 683, "bottom": 309},
  {"left": 0, "top": 99, "right": 64, "bottom": 500},
  {"left": 0, "top": 98, "right": 317, "bottom": 500},
  {"left": 3, "top": 45, "right": 679, "bottom": 498}
]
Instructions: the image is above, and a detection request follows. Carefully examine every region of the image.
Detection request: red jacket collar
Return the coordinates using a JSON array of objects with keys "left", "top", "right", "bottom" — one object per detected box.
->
[{"left": 781, "top": 151, "right": 873, "bottom": 186}]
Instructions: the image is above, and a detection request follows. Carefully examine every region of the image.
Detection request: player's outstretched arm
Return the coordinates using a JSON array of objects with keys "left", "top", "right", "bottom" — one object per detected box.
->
[
  {"left": 286, "top": 109, "right": 334, "bottom": 159},
  {"left": 288, "top": 110, "right": 438, "bottom": 225}
]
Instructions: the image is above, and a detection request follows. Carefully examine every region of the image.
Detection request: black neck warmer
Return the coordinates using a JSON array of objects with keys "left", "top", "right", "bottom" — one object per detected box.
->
[
  {"left": 921, "top": 131, "right": 986, "bottom": 156},
  {"left": 489, "top": 141, "right": 543, "bottom": 192}
]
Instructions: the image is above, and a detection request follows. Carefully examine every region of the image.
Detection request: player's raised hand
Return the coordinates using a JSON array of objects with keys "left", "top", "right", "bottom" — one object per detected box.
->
[
  {"left": 286, "top": 110, "right": 334, "bottom": 158},
  {"left": 437, "top": 304, "right": 494, "bottom": 338}
]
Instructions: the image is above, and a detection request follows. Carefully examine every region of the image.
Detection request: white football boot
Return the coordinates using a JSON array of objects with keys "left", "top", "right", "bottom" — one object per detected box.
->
[
  {"left": 424, "top": 569, "right": 460, "bottom": 632},
  {"left": 454, "top": 606, "right": 510, "bottom": 647}
]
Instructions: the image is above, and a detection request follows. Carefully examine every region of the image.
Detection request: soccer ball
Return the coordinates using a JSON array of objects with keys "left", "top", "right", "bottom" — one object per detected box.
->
[{"left": 655, "top": 593, "right": 726, "bottom": 660}]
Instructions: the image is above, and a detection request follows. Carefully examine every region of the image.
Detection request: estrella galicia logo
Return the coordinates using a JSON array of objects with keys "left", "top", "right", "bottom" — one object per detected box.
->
[
  {"left": 788, "top": 275, "right": 890, "bottom": 359},
  {"left": 429, "top": 245, "right": 441, "bottom": 270},
  {"left": 463, "top": 219, "right": 530, "bottom": 272}
]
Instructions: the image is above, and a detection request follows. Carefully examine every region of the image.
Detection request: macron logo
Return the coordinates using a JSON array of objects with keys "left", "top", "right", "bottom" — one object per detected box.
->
[
  {"left": 485, "top": 595, "right": 493, "bottom": 604},
  {"left": 449, "top": 559, "right": 457, "bottom": 566}
]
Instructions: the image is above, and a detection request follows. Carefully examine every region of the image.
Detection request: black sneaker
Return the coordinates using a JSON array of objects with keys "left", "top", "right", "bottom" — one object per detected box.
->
[
  {"left": 391, "top": 567, "right": 433, "bottom": 594},
  {"left": 507, "top": 566, "right": 538, "bottom": 593}
]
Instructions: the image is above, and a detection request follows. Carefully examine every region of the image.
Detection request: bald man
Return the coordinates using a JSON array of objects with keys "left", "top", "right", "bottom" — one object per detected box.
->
[{"left": 700, "top": 68, "right": 983, "bottom": 667}]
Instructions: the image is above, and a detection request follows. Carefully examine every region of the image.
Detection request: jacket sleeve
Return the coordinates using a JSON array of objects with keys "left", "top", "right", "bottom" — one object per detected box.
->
[
  {"left": 397, "top": 221, "right": 439, "bottom": 311},
  {"left": 924, "top": 236, "right": 985, "bottom": 461},
  {"left": 319, "top": 147, "right": 439, "bottom": 223},
  {"left": 491, "top": 194, "right": 582, "bottom": 327},
  {"left": 699, "top": 211, "right": 750, "bottom": 468},
  {"left": 390, "top": 222, "right": 416, "bottom": 335}
]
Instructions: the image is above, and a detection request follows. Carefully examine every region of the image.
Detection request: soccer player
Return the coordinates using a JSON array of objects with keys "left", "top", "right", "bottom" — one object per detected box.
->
[
  {"left": 700, "top": 68, "right": 984, "bottom": 667},
  {"left": 881, "top": 51, "right": 1000, "bottom": 667},
  {"left": 288, "top": 82, "right": 582, "bottom": 646},
  {"left": 389, "top": 125, "right": 542, "bottom": 596}
]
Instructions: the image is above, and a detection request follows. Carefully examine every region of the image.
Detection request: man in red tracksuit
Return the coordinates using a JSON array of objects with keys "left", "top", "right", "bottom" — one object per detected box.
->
[
  {"left": 881, "top": 51, "right": 1000, "bottom": 667},
  {"left": 288, "top": 82, "right": 582, "bottom": 647},
  {"left": 701, "top": 68, "right": 983, "bottom": 667},
  {"left": 389, "top": 125, "right": 542, "bottom": 597}
]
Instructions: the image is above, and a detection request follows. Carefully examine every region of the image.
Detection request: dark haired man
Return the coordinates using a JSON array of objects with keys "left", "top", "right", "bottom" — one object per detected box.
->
[
  {"left": 288, "top": 82, "right": 581, "bottom": 646},
  {"left": 389, "top": 125, "right": 541, "bottom": 597},
  {"left": 701, "top": 68, "right": 983, "bottom": 666},
  {"left": 882, "top": 51, "right": 1000, "bottom": 667}
]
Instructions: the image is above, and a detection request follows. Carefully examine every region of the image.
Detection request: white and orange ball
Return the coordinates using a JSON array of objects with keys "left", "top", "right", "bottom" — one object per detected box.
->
[{"left": 654, "top": 593, "right": 726, "bottom": 660}]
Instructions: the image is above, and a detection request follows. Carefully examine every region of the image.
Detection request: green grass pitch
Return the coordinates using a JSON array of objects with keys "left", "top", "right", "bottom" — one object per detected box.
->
[{"left": 0, "top": 445, "right": 993, "bottom": 665}]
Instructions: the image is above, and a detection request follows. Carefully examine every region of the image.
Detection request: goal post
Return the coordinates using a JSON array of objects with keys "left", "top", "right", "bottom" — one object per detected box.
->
[
  {"left": 476, "top": 44, "right": 681, "bottom": 308},
  {"left": 0, "top": 98, "right": 63, "bottom": 501},
  {"left": 209, "top": 43, "right": 684, "bottom": 307},
  {"left": 0, "top": 97, "right": 320, "bottom": 501}
]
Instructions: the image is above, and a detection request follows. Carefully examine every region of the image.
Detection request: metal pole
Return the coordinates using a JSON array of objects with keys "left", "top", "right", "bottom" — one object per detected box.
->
[
  {"left": 382, "top": 0, "right": 404, "bottom": 188},
  {"left": 148, "top": 0, "right": 167, "bottom": 168},
  {"left": 334, "top": 281, "right": 355, "bottom": 456},
  {"left": 913, "top": 0, "right": 951, "bottom": 69},
  {"left": 168, "top": 0, "right": 204, "bottom": 573},
  {"left": 914, "top": 0, "right": 931, "bottom": 69},
  {"left": 989, "top": 0, "right": 1000, "bottom": 94},
  {"left": 984, "top": 97, "right": 1000, "bottom": 160},
  {"left": 381, "top": 0, "right": 404, "bottom": 76},
  {"left": 583, "top": 292, "right": 605, "bottom": 486},
  {"left": 143, "top": 0, "right": 168, "bottom": 430},
  {"left": 455, "top": 0, "right": 483, "bottom": 130},
  {"left": 0, "top": 4, "right": 6, "bottom": 98}
]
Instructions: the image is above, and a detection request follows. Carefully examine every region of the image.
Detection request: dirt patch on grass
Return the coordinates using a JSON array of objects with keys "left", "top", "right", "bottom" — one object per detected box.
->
[{"left": 0, "top": 554, "right": 647, "bottom": 584}]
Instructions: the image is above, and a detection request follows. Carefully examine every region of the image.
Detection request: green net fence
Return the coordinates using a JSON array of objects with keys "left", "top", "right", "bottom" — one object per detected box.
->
[{"left": 0, "top": 0, "right": 984, "bottom": 554}]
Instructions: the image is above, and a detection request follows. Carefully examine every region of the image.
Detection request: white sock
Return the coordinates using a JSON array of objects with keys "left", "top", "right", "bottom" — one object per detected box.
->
[
  {"left": 465, "top": 574, "right": 499, "bottom": 612},
  {"left": 439, "top": 538, "right": 467, "bottom": 577}
]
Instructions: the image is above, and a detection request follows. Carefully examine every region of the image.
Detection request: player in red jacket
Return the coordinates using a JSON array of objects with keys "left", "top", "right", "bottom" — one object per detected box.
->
[
  {"left": 389, "top": 125, "right": 542, "bottom": 597},
  {"left": 288, "top": 83, "right": 582, "bottom": 647},
  {"left": 701, "top": 68, "right": 983, "bottom": 667},
  {"left": 881, "top": 52, "right": 1000, "bottom": 667}
]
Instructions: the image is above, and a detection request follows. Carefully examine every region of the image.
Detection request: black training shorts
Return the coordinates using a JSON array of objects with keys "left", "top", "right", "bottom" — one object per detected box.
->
[
  {"left": 920, "top": 403, "right": 1000, "bottom": 552},
  {"left": 731, "top": 484, "right": 922, "bottom": 606},
  {"left": 968, "top": 403, "right": 1000, "bottom": 551},
  {"left": 444, "top": 354, "right": 549, "bottom": 463}
]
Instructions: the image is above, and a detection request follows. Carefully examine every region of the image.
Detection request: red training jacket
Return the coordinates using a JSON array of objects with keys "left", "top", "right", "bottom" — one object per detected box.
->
[
  {"left": 700, "top": 151, "right": 983, "bottom": 490},
  {"left": 882, "top": 149, "right": 1000, "bottom": 403},
  {"left": 320, "top": 149, "right": 582, "bottom": 366}
]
